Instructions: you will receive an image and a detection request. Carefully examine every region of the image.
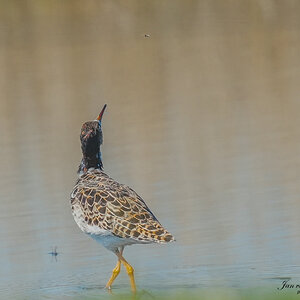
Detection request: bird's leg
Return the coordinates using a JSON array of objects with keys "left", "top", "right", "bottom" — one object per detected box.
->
[
  {"left": 105, "top": 260, "right": 121, "bottom": 290},
  {"left": 115, "top": 250, "right": 136, "bottom": 294},
  {"left": 105, "top": 246, "right": 124, "bottom": 290}
]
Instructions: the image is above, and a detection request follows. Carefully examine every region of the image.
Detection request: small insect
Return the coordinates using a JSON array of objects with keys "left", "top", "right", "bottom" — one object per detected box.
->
[
  {"left": 144, "top": 34, "right": 151, "bottom": 38},
  {"left": 48, "top": 246, "right": 59, "bottom": 261}
]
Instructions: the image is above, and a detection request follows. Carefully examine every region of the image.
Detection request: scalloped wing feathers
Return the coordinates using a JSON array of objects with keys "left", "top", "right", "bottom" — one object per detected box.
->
[{"left": 71, "top": 170, "right": 175, "bottom": 244}]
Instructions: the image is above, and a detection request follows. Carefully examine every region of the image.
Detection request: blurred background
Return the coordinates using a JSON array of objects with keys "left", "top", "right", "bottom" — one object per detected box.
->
[{"left": 1, "top": 0, "right": 300, "bottom": 299}]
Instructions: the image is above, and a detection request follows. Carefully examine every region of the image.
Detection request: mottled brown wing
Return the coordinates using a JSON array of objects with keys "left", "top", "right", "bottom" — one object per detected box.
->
[
  {"left": 71, "top": 171, "right": 174, "bottom": 243},
  {"left": 71, "top": 183, "right": 113, "bottom": 232},
  {"left": 104, "top": 184, "right": 175, "bottom": 243}
]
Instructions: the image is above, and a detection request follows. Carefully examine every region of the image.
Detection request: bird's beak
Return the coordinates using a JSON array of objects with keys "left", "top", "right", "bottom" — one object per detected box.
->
[{"left": 97, "top": 104, "right": 107, "bottom": 122}]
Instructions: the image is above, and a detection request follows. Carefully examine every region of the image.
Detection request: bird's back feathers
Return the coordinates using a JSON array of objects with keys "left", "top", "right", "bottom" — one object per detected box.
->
[{"left": 71, "top": 169, "right": 175, "bottom": 244}]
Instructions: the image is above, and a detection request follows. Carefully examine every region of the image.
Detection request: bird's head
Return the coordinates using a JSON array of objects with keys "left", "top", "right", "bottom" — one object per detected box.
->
[{"left": 80, "top": 104, "right": 107, "bottom": 157}]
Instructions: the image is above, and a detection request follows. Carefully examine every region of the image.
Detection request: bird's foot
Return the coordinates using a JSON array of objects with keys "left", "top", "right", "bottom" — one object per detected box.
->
[{"left": 105, "top": 285, "right": 113, "bottom": 294}]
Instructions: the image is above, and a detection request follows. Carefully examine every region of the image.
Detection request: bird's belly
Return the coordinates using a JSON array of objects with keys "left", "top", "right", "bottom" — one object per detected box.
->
[
  {"left": 90, "top": 233, "right": 137, "bottom": 251},
  {"left": 72, "top": 203, "right": 92, "bottom": 233}
]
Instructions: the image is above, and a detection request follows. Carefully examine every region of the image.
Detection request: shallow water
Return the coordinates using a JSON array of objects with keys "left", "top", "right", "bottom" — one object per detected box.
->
[{"left": 1, "top": 1, "right": 300, "bottom": 299}]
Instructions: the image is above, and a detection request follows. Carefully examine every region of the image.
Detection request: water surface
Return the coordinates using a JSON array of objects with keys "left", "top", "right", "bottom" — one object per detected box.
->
[{"left": 1, "top": 1, "right": 300, "bottom": 299}]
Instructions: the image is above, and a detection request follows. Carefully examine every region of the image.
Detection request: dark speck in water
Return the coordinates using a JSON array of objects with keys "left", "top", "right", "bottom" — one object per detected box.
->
[{"left": 48, "top": 247, "right": 59, "bottom": 261}]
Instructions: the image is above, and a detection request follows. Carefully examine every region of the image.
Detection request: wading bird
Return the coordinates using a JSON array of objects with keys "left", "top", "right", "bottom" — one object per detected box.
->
[{"left": 70, "top": 105, "right": 175, "bottom": 293}]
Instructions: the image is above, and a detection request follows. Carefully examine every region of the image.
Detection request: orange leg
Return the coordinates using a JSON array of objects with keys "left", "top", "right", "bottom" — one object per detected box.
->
[
  {"left": 115, "top": 249, "right": 136, "bottom": 294},
  {"left": 105, "top": 246, "right": 124, "bottom": 290}
]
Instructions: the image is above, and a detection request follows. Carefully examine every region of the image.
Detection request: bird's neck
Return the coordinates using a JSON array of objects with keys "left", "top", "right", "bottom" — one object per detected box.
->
[{"left": 78, "top": 151, "right": 103, "bottom": 174}]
